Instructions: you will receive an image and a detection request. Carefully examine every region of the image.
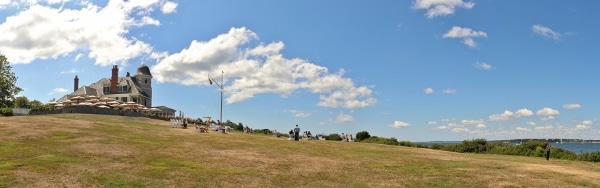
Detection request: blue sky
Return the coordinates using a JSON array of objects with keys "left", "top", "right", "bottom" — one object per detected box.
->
[{"left": 1, "top": 0, "right": 598, "bottom": 141}]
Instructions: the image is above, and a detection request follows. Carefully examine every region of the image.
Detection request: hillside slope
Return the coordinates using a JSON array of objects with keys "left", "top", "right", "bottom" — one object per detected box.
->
[{"left": 1, "top": 114, "right": 600, "bottom": 187}]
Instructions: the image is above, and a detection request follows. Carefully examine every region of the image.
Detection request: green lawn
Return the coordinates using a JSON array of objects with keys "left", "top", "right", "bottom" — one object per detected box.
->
[{"left": 1, "top": 114, "right": 600, "bottom": 187}]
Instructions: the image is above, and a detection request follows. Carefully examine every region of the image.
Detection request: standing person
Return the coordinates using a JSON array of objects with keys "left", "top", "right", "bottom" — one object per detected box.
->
[
  {"left": 545, "top": 142, "right": 552, "bottom": 160},
  {"left": 294, "top": 125, "right": 300, "bottom": 141}
]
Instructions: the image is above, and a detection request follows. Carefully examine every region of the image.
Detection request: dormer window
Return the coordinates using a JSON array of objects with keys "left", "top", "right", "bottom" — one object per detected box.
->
[
  {"left": 117, "top": 85, "right": 128, "bottom": 92},
  {"left": 144, "top": 78, "right": 148, "bottom": 84}
]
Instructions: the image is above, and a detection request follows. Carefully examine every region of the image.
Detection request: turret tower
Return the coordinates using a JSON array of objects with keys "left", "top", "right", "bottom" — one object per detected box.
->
[{"left": 135, "top": 63, "right": 153, "bottom": 107}]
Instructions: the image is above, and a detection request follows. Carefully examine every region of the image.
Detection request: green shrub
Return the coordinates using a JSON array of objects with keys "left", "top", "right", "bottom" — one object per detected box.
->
[
  {"left": 355, "top": 131, "right": 371, "bottom": 141},
  {"left": 430, "top": 144, "right": 445, "bottom": 150},
  {"left": 324, "top": 133, "right": 342, "bottom": 141},
  {"left": 0, "top": 108, "right": 14, "bottom": 116},
  {"left": 362, "top": 136, "right": 399, "bottom": 146},
  {"left": 398, "top": 141, "right": 415, "bottom": 147},
  {"left": 579, "top": 152, "right": 600, "bottom": 162}
]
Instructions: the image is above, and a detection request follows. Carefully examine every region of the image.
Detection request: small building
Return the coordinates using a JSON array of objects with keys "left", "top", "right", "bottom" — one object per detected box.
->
[{"left": 153, "top": 106, "right": 176, "bottom": 118}]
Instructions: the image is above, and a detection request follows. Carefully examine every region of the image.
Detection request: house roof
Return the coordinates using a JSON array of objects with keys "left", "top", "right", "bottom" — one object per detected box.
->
[
  {"left": 58, "top": 75, "right": 149, "bottom": 102},
  {"left": 135, "top": 64, "right": 152, "bottom": 77}
]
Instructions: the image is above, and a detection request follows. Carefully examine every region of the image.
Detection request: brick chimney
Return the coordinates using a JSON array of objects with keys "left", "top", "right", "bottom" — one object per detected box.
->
[
  {"left": 74, "top": 75, "right": 79, "bottom": 92},
  {"left": 111, "top": 65, "right": 118, "bottom": 93}
]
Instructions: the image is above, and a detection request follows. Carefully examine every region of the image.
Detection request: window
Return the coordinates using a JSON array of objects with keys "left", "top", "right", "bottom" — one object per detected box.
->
[
  {"left": 117, "top": 85, "right": 128, "bottom": 92},
  {"left": 121, "top": 97, "right": 128, "bottom": 102},
  {"left": 144, "top": 78, "right": 148, "bottom": 84},
  {"left": 103, "top": 87, "right": 110, "bottom": 93}
]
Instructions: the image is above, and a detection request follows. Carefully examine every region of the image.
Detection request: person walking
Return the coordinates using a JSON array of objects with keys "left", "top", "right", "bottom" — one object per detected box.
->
[
  {"left": 294, "top": 125, "right": 300, "bottom": 141},
  {"left": 545, "top": 142, "right": 552, "bottom": 160}
]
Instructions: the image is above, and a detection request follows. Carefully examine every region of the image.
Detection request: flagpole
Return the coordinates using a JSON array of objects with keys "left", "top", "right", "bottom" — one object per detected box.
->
[
  {"left": 208, "top": 71, "right": 224, "bottom": 130},
  {"left": 220, "top": 71, "right": 223, "bottom": 128}
]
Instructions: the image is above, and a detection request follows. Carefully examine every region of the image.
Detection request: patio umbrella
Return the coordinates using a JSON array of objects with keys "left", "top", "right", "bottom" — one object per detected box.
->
[
  {"left": 70, "top": 96, "right": 85, "bottom": 103},
  {"left": 99, "top": 97, "right": 114, "bottom": 102},
  {"left": 107, "top": 101, "right": 120, "bottom": 105},
  {"left": 61, "top": 100, "right": 73, "bottom": 106}
]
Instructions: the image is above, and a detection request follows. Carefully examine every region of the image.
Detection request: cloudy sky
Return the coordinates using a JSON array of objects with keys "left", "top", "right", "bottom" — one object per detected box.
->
[{"left": 2, "top": 0, "right": 599, "bottom": 141}]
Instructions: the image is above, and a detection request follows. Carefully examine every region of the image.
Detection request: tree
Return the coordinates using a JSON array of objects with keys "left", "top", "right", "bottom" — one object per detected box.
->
[
  {"left": 14, "top": 96, "right": 29, "bottom": 108},
  {"left": 29, "top": 100, "right": 43, "bottom": 109},
  {"left": 0, "top": 54, "right": 22, "bottom": 108},
  {"left": 355, "top": 131, "right": 371, "bottom": 141}
]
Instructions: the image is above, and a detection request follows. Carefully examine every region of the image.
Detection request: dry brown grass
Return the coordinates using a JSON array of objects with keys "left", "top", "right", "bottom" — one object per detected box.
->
[{"left": 1, "top": 114, "right": 600, "bottom": 187}]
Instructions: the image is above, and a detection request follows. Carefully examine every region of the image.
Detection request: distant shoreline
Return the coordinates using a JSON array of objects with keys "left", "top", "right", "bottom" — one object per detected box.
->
[{"left": 419, "top": 139, "right": 600, "bottom": 144}]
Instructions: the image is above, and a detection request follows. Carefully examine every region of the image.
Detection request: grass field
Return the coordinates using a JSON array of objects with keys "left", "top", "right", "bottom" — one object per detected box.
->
[{"left": 1, "top": 114, "right": 600, "bottom": 187}]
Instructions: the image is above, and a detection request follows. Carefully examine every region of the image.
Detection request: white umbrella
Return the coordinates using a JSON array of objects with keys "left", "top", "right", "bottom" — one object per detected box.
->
[
  {"left": 70, "top": 96, "right": 85, "bottom": 103},
  {"left": 99, "top": 97, "right": 113, "bottom": 102},
  {"left": 107, "top": 101, "right": 120, "bottom": 105}
]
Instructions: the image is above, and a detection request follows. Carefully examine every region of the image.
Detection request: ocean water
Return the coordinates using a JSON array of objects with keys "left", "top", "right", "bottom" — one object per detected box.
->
[{"left": 551, "top": 143, "right": 600, "bottom": 154}]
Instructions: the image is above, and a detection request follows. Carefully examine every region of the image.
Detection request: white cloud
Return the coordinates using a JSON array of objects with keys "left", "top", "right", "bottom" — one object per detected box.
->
[
  {"left": 443, "top": 26, "right": 487, "bottom": 48},
  {"left": 563, "top": 103, "right": 582, "bottom": 110},
  {"left": 443, "top": 89, "right": 456, "bottom": 94},
  {"left": 516, "top": 127, "right": 530, "bottom": 132},
  {"left": 335, "top": 112, "right": 354, "bottom": 123},
  {"left": 532, "top": 24, "right": 561, "bottom": 40},
  {"left": 488, "top": 108, "right": 533, "bottom": 121},
  {"left": 428, "top": 121, "right": 437, "bottom": 125},
  {"left": 475, "top": 124, "right": 486, "bottom": 128},
  {"left": 489, "top": 110, "right": 515, "bottom": 121},
  {"left": 515, "top": 108, "right": 534, "bottom": 117},
  {"left": 48, "top": 87, "right": 69, "bottom": 95},
  {"left": 526, "top": 121, "right": 536, "bottom": 126},
  {"left": 541, "top": 116, "right": 556, "bottom": 121},
  {"left": 582, "top": 120, "right": 594, "bottom": 125},
  {"left": 576, "top": 124, "right": 589, "bottom": 130},
  {"left": 474, "top": 62, "right": 492, "bottom": 70},
  {"left": 536, "top": 107, "right": 560, "bottom": 116},
  {"left": 161, "top": 1, "right": 177, "bottom": 14},
  {"left": 151, "top": 27, "right": 377, "bottom": 108},
  {"left": 461, "top": 119, "right": 485, "bottom": 125},
  {"left": 0, "top": 0, "right": 13, "bottom": 8},
  {"left": 535, "top": 125, "right": 553, "bottom": 130},
  {"left": 451, "top": 127, "right": 470, "bottom": 133},
  {"left": 424, "top": 87, "right": 434, "bottom": 94},
  {"left": 0, "top": 0, "right": 170, "bottom": 65},
  {"left": 391, "top": 121, "right": 410, "bottom": 128},
  {"left": 412, "top": 0, "right": 474, "bottom": 18},
  {"left": 286, "top": 109, "right": 311, "bottom": 118},
  {"left": 74, "top": 53, "right": 83, "bottom": 61},
  {"left": 60, "top": 68, "right": 80, "bottom": 74}
]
